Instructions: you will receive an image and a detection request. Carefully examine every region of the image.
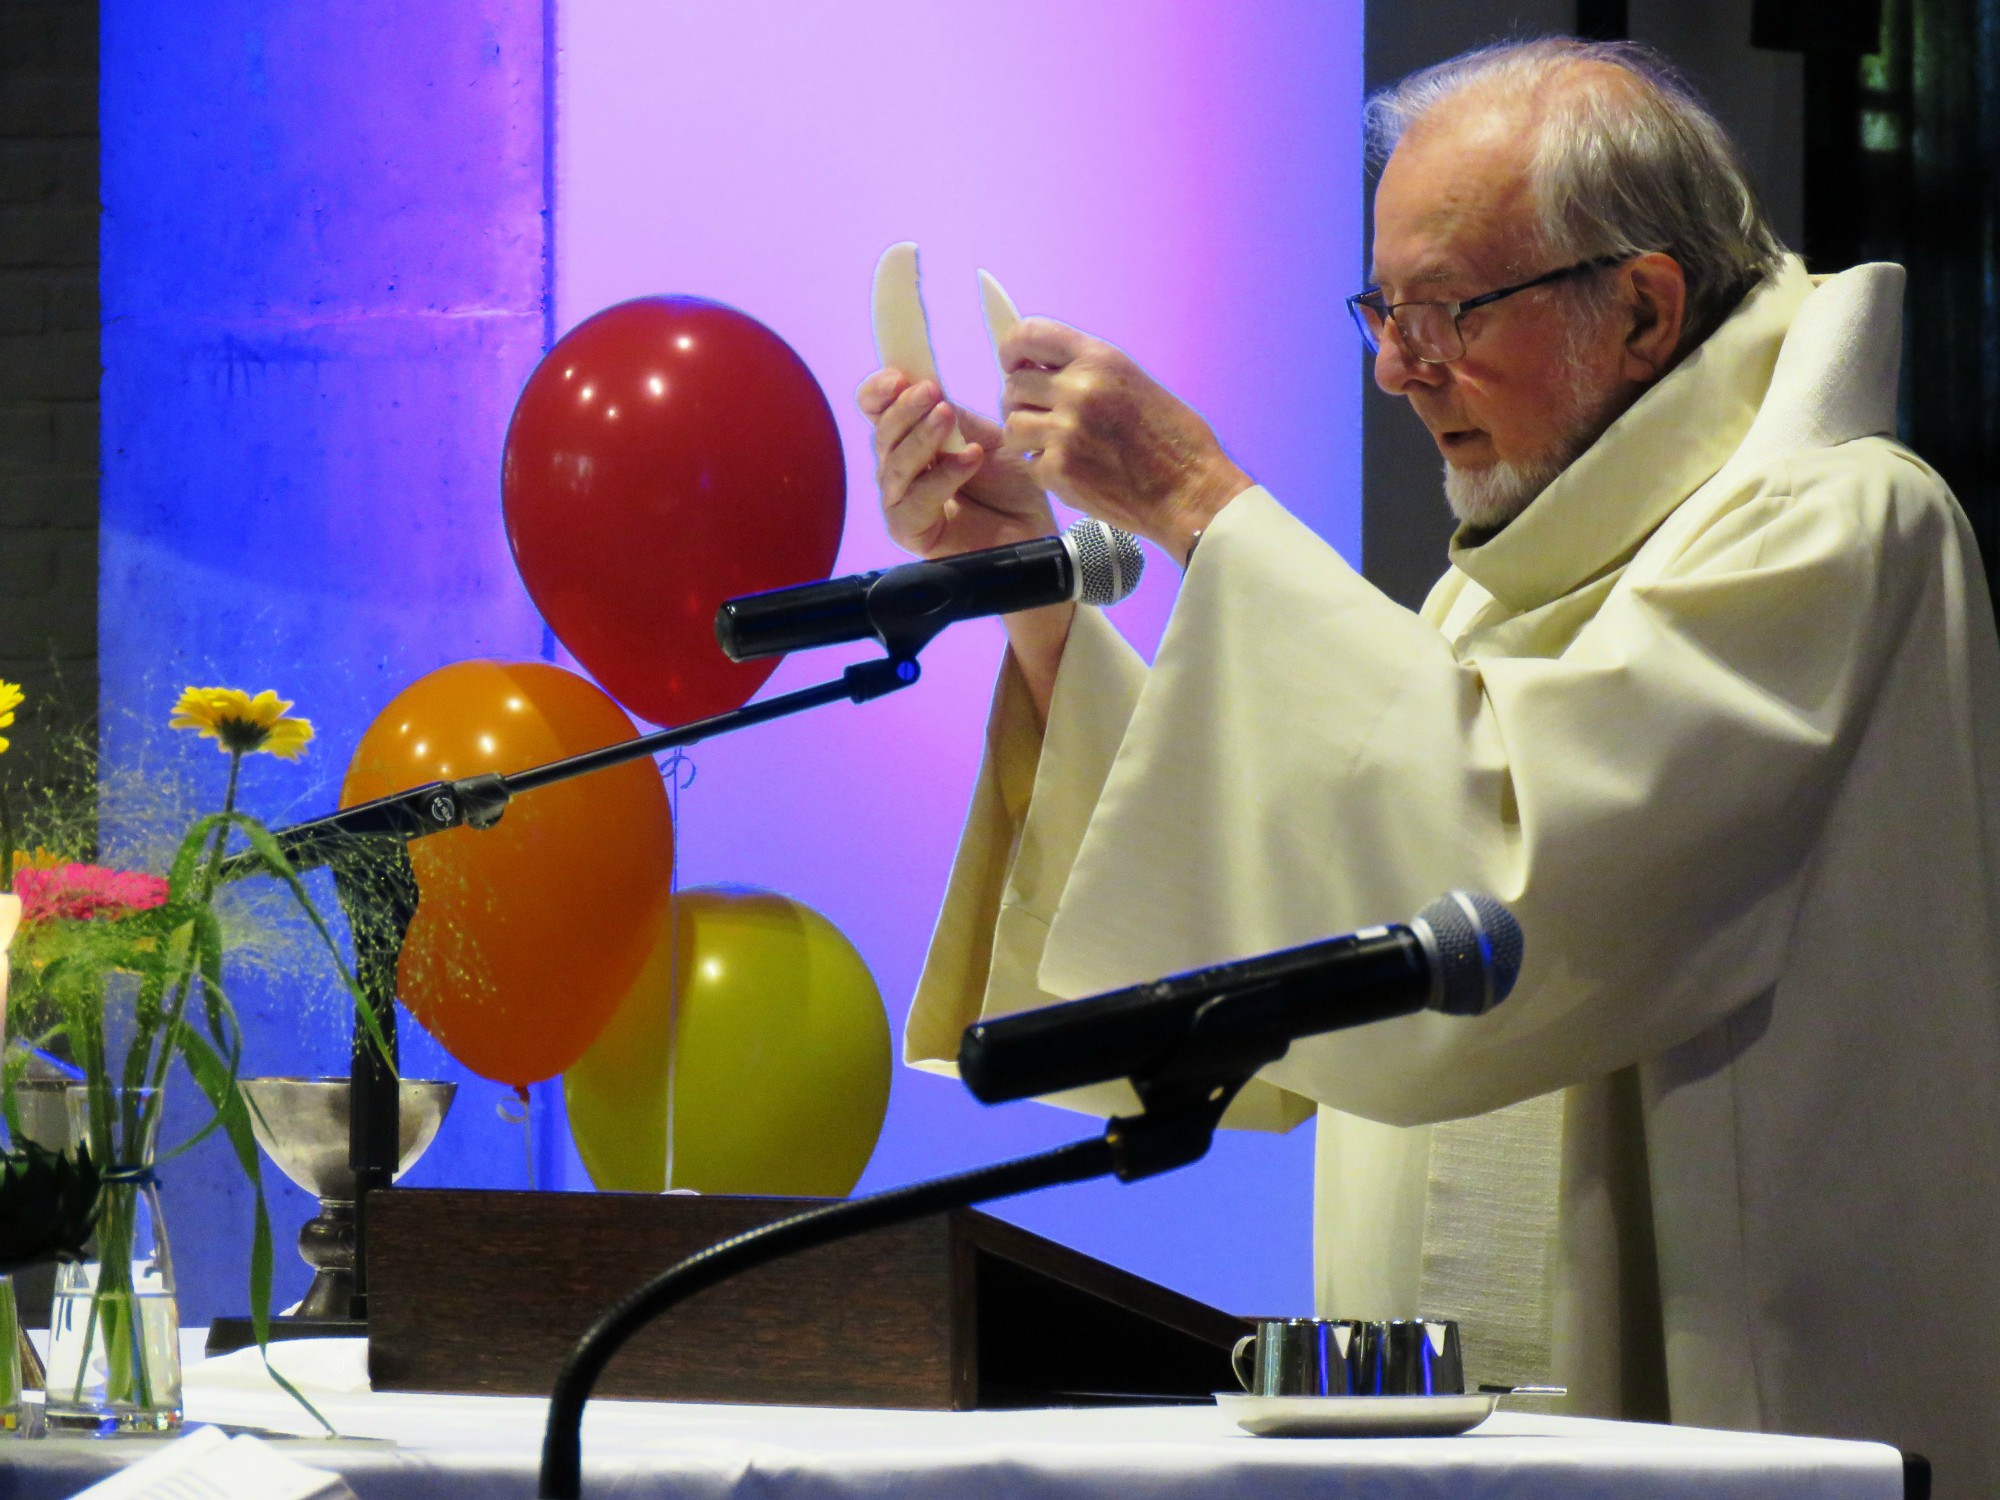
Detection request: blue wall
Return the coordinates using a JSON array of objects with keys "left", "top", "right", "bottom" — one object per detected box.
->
[{"left": 100, "top": 2, "right": 554, "bottom": 1324}]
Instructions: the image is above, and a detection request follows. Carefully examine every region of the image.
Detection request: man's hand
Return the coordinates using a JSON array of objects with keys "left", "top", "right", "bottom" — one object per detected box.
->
[
  {"left": 856, "top": 370, "right": 1055, "bottom": 560},
  {"left": 1000, "top": 320, "right": 1251, "bottom": 561},
  {"left": 856, "top": 368, "right": 1071, "bottom": 725}
]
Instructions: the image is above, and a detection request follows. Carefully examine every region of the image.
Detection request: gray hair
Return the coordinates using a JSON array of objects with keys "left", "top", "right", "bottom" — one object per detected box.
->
[{"left": 1366, "top": 38, "right": 1787, "bottom": 351}]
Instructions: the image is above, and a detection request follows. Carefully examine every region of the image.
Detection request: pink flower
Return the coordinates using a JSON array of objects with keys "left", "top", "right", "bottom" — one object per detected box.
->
[{"left": 16, "top": 864, "right": 171, "bottom": 925}]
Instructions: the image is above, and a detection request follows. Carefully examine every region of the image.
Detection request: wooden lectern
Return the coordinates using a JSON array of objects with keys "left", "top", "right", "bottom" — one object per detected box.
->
[{"left": 365, "top": 1187, "right": 1248, "bottom": 1409}]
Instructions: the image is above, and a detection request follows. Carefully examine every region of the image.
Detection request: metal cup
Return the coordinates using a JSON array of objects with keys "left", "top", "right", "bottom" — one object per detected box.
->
[
  {"left": 1231, "top": 1318, "right": 1368, "bottom": 1396},
  {"left": 1231, "top": 1317, "right": 1466, "bottom": 1398},
  {"left": 1358, "top": 1318, "right": 1465, "bottom": 1396}
]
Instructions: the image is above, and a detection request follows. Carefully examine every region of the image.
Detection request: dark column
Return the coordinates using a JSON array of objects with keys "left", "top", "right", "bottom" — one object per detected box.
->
[
  {"left": 0, "top": 0, "right": 98, "bottom": 801},
  {"left": 1760, "top": 0, "right": 2000, "bottom": 602}
]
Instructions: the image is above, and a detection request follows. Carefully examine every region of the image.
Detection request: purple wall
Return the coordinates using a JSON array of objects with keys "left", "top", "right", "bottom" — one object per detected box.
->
[{"left": 556, "top": 0, "right": 1363, "bottom": 1315}]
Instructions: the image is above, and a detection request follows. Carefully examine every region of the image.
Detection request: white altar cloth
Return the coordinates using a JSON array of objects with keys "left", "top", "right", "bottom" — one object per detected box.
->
[{"left": 0, "top": 1338, "right": 1908, "bottom": 1499}]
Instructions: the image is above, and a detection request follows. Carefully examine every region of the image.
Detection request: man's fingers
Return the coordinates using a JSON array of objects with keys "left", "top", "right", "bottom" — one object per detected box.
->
[
  {"left": 873, "top": 380, "right": 943, "bottom": 463},
  {"left": 955, "top": 406, "right": 1008, "bottom": 448},
  {"left": 856, "top": 367, "right": 908, "bottom": 420},
  {"left": 999, "top": 317, "right": 1088, "bottom": 372},
  {"left": 883, "top": 445, "right": 981, "bottom": 546},
  {"left": 1004, "top": 408, "right": 1057, "bottom": 459},
  {"left": 1003, "top": 367, "right": 1060, "bottom": 415},
  {"left": 879, "top": 398, "right": 964, "bottom": 503}
]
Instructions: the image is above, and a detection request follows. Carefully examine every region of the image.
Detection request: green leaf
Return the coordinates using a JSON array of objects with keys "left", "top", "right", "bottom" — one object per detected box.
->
[
  {"left": 166, "top": 814, "right": 229, "bottom": 905},
  {"left": 178, "top": 1028, "right": 335, "bottom": 1437},
  {"left": 225, "top": 813, "right": 392, "bottom": 1064}
]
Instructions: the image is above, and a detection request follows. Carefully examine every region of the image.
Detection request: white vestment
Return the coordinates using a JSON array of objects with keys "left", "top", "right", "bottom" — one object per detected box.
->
[{"left": 904, "top": 259, "right": 2000, "bottom": 1493}]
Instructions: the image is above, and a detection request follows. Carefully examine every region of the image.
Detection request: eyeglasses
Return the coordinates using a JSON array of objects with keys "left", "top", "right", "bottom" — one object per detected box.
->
[{"left": 1346, "top": 256, "right": 1626, "bottom": 364}]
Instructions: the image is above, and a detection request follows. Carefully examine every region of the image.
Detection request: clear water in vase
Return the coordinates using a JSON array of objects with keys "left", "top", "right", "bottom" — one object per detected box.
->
[
  {"left": 46, "top": 1275, "right": 182, "bottom": 1434},
  {"left": 45, "top": 1085, "right": 182, "bottom": 1435}
]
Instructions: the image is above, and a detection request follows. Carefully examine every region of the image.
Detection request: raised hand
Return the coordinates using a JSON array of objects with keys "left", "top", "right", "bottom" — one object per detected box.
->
[
  {"left": 856, "top": 369, "right": 1055, "bottom": 561},
  {"left": 856, "top": 368, "right": 1073, "bottom": 724},
  {"left": 999, "top": 319, "right": 1251, "bottom": 561}
]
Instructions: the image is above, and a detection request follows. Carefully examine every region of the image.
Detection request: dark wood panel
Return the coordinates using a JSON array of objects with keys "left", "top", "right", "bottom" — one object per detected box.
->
[
  {"left": 366, "top": 1188, "right": 1247, "bottom": 1410},
  {"left": 367, "top": 1189, "right": 958, "bottom": 1408},
  {"left": 958, "top": 1213, "right": 1245, "bottom": 1351}
]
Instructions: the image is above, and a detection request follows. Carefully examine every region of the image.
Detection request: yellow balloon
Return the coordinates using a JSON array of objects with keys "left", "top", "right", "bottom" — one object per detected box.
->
[{"left": 564, "top": 885, "right": 891, "bottom": 1196}]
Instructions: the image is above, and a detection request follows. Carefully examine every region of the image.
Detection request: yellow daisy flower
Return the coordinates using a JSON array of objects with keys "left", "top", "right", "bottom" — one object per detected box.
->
[
  {"left": 170, "top": 687, "right": 315, "bottom": 760},
  {"left": 0, "top": 677, "right": 20, "bottom": 755}
]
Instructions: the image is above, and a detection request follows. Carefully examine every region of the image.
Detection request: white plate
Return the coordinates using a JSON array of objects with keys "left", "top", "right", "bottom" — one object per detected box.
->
[{"left": 1216, "top": 1390, "right": 1501, "bottom": 1438}]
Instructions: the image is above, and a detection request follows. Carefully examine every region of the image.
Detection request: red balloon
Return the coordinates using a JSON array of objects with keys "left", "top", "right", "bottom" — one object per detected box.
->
[{"left": 502, "top": 298, "right": 846, "bottom": 727}]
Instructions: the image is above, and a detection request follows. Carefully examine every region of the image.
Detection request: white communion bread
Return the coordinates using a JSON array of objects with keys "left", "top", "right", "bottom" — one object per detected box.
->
[
  {"left": 977, "top": 266, "right": 1022, "bottom": 355},
  {"left": 870, "top": 241, "right": 968, "bottom": 454}
]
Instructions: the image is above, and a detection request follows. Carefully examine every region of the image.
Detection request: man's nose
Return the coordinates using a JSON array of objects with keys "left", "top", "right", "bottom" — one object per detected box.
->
[{"left": 1373, "top": 319, "right": 1447, "bottom": 396}]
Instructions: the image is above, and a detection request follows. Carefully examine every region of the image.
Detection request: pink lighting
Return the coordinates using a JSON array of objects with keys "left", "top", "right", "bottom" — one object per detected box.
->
[{"left": 557, "top": 0, "right": 1362, "bottom": 1314}]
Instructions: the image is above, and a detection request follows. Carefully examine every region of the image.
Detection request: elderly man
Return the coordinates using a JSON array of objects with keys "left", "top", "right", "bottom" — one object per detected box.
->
[{"left": 858, "top": 38, "right": 2000, "bottom": 1492}]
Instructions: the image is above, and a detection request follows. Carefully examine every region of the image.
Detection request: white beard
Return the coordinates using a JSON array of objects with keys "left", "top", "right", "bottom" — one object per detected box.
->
[
  {"left": 1443, "top": 451, "right": 1569, "bottom": 530},
  {"left": 1442, "top": 324, "right": 1628, "bottom": 532}
]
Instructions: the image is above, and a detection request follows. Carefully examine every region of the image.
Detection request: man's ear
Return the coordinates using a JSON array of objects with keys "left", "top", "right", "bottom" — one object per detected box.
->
[{"left": 1620, "top": 253, "right": 1687, "bottom": 380}]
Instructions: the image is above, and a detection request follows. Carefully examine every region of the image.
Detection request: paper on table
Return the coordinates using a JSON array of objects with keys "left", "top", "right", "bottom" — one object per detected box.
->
[
  {"left": 67, "top": 1425, "right": 354, "bottom": 1500},
  {"left": 871, "top": 241, "right": 968, "bottom": 454}
]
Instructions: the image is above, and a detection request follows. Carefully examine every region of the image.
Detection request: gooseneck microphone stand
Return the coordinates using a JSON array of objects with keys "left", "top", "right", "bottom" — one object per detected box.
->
[
  {"left": 216, "top": 653, "right": 923, "bottom": 1321},
  {"left": 537, "top": 942, "right": 1318, "bottom": 1500}
]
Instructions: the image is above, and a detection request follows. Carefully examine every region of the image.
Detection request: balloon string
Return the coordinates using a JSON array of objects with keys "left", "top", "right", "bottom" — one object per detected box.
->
[
  {"left": 658, "top": 749, "right": 696, "bottom": 1193},
  {"left": 660, "top": 750, "right": 698, "bottom": 795},
  {"left": 498, "top": 1084, "right": 534, "bottom": 1190}
]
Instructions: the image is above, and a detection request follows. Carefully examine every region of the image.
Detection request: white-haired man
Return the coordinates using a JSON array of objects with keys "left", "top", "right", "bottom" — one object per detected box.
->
[{"left": 858, "top": 38, "right": 2000, "bottom": 1492}]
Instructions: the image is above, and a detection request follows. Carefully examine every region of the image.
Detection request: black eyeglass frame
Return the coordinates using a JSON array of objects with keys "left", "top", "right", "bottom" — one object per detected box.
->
[{"left": 1347, "top": 255, "right": 1629, "bottom": 364}]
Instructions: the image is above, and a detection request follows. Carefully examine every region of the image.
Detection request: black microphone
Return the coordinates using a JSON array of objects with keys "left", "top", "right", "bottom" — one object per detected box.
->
[
  {"left": 715, "top": 518, "right": 1144, "bottom": 662},
  {"left": 957, "top": 892, "right": 1522, "bottom": 1105}
]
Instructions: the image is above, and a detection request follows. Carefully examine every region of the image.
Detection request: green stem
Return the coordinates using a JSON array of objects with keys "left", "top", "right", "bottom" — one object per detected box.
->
[
  {"left": 140, "top": 750, "right": 243, "bottom": 1109},
  {"left": 61, "top": 1079, "right": 167, "bottom": 1418},
  {"left": 0, "top": 1277, "right": 20, "bottom": 1419},
  {"left": 198, "top": 753, "right": 242, "bottom": 904}
]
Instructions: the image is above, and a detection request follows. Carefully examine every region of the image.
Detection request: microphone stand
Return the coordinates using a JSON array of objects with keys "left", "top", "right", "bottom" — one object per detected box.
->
[
  {"left": 216, "top": 653, "right": 923, "bottom": 1321},
  {"left": 537, "top": 949, "right": 1308, "bottom": 1499}
]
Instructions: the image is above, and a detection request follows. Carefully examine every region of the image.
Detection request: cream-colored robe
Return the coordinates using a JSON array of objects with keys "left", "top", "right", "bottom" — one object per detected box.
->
[{"left": 906, "top": 259, "right": 2000, "bottom": 1494}]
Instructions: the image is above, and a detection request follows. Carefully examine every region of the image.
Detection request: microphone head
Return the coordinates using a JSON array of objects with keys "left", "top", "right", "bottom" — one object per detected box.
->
[
  {"left": 1413, "top": 891, "right": 1522, "bottom": 1017},
  {"left": 1063, "top": 518, "right": 1145, "bottom": 607}
]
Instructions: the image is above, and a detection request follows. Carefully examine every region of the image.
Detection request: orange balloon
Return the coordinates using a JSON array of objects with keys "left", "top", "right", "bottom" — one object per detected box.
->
[{"left": 341, "top": 661, "right": 674, "bottom": 1086}]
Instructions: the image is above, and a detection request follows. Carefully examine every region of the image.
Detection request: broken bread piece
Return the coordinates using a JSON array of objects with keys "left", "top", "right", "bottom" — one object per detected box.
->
[
  {"left": 871, "top": 241, "right": 968, "bottom": 454},
  {"left": 977, "top": 267, "right": 1023, "bottom": 360}
]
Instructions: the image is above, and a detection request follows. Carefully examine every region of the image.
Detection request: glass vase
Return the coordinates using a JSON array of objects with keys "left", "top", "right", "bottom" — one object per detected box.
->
[{"left": 45, "top": 1085, "right": 181, "bottom": 1434}]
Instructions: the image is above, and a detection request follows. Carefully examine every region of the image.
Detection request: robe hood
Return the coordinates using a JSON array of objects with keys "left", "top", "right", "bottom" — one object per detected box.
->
[{"left": 1448, "top": 259, "right": 1814, "bottom": 614}]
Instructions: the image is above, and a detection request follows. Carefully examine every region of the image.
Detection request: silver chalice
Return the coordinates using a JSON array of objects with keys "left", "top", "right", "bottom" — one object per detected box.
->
[{"left": 238, "top": 1075, "right": 456, "bottom": 1324}]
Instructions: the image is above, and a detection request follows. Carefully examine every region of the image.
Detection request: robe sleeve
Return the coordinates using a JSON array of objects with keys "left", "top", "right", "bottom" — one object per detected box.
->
[
  {"left": 1032, "top": 462, "right": 1952, "bottom": 1126},
  {"left": 903, "top": 603, "right": 1317, "bottom": 1131}
]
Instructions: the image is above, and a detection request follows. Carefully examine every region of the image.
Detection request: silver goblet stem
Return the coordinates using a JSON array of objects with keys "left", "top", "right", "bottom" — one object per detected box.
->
[{"left": 240, "top": 1076, "right": 456, "bottom": 1323}]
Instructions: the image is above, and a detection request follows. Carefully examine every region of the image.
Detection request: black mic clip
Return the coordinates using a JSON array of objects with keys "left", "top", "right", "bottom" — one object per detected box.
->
[
  {"left": 1102, "top": 983, "right": 1297, "bottom": 1184},
  {"left": 860, "top": 563, "right": 963, "bottom": 661},
  {"left": 842, "top": 653, "right": 923, "bottom": 701}
]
